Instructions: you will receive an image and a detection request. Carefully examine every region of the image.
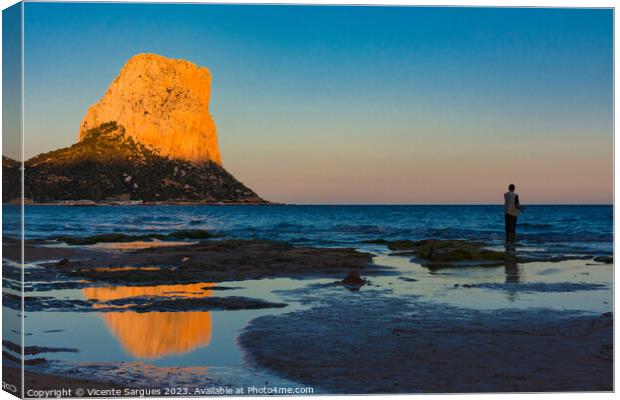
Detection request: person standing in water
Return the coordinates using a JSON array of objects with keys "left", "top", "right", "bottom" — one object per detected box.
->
[{"left": 504, "top": 184, "right": 522, "bottom": 243}]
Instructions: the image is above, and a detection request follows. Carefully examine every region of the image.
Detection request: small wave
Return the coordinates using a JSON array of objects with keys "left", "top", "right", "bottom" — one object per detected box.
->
[
  {"left": 332, "top": 224, "right": 386, "bottom": 234},
  {"left": 274, "top": 222, "right": 305, "bottom": 229}
]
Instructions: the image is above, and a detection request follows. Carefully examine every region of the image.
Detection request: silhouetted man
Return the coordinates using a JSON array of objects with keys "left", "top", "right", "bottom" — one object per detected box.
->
[{"left": 504, "top": 184, "right": 522, "bottom": 243}]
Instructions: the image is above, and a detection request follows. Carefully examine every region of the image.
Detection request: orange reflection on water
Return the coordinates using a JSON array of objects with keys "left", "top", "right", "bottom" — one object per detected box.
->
[{"left": 83, "top": 283, "right": 214, "bottom": 359}]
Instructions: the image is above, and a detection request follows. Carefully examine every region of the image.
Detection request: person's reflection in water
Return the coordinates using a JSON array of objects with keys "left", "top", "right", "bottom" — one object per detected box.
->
[{"left": 503, "top": 244, "right": 522, "bottom": 302}]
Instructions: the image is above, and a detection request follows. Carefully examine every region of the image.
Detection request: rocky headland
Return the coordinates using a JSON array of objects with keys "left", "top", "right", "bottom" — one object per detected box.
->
[{"left": 2, "top": 54, "right": 264, "bottom": 204}]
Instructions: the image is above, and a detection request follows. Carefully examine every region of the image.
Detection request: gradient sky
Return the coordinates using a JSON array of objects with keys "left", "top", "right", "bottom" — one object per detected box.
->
[{"left": 12, "top": 3, "right": 614, "bottom": 204}]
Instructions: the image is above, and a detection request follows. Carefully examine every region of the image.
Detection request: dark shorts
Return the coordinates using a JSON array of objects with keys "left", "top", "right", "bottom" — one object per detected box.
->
[{"left": 505, "top": 213, "right": 517, "bottom": 234}]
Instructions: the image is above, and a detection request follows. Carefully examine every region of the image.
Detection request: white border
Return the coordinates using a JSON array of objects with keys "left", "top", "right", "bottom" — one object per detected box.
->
[{"left": 0, "top": 2, "right": 616, "bottom": 400}]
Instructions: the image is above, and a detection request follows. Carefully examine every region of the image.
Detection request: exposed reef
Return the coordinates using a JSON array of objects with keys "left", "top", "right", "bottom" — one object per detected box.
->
[
  {"left": 48, "top": 239, "right": 373, "bottom": 285},
  {"left": 3, "top": 292, "right": 286, "bottom": 313},
  {"left": 369, "top": 238, "right": 593, "bottom": 269},
  {"left": 55, "top": 229, "right": 217, "bottom": 245}
]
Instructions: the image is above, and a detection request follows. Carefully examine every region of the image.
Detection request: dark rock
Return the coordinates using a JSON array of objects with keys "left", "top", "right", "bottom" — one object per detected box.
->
[
  {"left": 56, "top": 258, "right": 72, "bottom": 268},
  {"left": 166, "top": 229, "right": 217, "bottom": 240},
  {"left": 3, "top": 351, "right": 46, "bottom": 366},
  {"left": 361, "top": 239, "right": 389, "bottom": 245},
  {"left": 56, "top": 239, "right": 373, "bottom": 285},
  {"left": 379, "top": 238, "right": 524, "bottom": 268},
  {"left": 55, "top": 229, "right": 217, "bottom": 245},
  {"left": 12, "top": 293, "right": 286, "bottom": 313},
  {"left": 341, "top": 271, "right": 366, "bottom": 286},
  {"left": 2, "top": 340, "right": 78, "bottom": 356},
  {"left": 386, "top": 240, "right": 418, "bottom": 251},
  {"left": 200, "top": 286, "right": 244, "bottom": 291},
  {"left": 593, "top": 256, "right": 613, "bottom": 264}
]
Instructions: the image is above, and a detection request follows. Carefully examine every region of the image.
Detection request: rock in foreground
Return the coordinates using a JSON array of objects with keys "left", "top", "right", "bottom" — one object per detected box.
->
[
  {"left": 374, "top": 238, "right": 591, "bottom": 269},
  {"left": 385, "top": 239, "right": 516, "bottom": 267},
  {"left": 46, "top": 239, "right": 374, "bottom": 284}
]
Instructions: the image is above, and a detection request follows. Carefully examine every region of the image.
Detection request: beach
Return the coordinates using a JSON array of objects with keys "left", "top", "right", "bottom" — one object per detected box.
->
[{"left": 2, "top": 204, "right": 613, "bottom": 394}]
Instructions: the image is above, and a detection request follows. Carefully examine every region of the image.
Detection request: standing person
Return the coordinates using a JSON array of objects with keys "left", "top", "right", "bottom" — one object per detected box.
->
[{"left": 504, "top": 184, "right": 522, "bottom": 243}]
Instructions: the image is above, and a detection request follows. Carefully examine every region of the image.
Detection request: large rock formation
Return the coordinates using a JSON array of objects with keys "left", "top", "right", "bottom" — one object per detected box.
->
[
  {"left": 2, "top": 53, "right": 265, "bottom": 204},
  {"left": 79, "top": 53, "right": 221, "bottom": 164}
]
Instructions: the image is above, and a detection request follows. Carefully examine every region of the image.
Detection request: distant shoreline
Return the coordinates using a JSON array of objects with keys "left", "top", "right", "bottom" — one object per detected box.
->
[{"left": 2, "top": 201, "right": 280, "bottom": 207}]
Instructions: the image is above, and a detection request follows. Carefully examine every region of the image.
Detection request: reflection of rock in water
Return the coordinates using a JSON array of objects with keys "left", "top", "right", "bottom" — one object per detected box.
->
[
  {"left": 101, "top": 311, "right": 212, "bottom": 359},
  {"left": 83, "top": 283, "right": 213, "bottom": 359}
]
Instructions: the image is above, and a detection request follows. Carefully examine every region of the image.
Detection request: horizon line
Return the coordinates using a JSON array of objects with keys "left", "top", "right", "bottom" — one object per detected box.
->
[{"left": 5, "top": 202, "right": 613, "bottom": 206}]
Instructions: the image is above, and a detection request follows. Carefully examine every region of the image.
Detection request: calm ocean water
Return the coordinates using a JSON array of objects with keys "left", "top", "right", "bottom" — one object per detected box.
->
[{"left": 2, "top": 204, "right": 613, "bottom": 257}]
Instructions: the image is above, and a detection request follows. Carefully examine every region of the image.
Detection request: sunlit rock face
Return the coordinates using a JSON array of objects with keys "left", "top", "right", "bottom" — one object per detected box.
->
[
  {"left": 84, "top": 283, "right": 213, "bottom": 359},
  {"left": 79, "top": 53, "right": 222, "bottom": 165}
]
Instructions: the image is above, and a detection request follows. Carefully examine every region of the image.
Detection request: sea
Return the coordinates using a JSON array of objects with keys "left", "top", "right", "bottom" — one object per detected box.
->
[
  {"left": 3, "top": 204, "right": 613, "bottom": 257},
  {"left": 1, "top": 204, "right": 614, "bottom": 389}
]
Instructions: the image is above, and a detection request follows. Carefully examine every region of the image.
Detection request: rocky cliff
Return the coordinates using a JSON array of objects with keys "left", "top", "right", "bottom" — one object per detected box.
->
[
  {"left": 3, "top": 54, "right": 265, "bottom": 204},
  {"left": 79, "top": 53, "right": 221, "bottom": 164},
  {"left": 3, "top": 122, "right": 263, "bottom": 203}
]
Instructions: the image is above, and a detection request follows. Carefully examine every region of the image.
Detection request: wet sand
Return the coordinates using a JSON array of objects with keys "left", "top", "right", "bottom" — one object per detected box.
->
[{"left": 239, "top": 288, "right": 612, "bottom": 393}]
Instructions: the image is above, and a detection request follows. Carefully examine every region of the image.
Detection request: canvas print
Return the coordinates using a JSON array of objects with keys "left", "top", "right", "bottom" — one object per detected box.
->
[{"left": 1, "top": 2, "right": 613, "bottom": 397}]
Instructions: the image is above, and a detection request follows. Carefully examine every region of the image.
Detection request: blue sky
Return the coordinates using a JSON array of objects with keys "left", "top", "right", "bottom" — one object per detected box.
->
[{"left": 13, "top": 3, "right": 614, "bottom": 203}]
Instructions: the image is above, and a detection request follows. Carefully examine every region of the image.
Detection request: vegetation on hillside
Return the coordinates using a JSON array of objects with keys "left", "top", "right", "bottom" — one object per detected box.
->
[{"left": 2, "top": 122, "right": 264, "bottom": 203}]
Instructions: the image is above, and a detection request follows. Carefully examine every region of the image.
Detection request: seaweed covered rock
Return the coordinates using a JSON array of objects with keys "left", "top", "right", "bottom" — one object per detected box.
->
[
  {"left": 383, "top": 239, "right": 517, "bottom": 268},
  {"left": 55, "top": 229, "right": 218, "bottom": 245}
]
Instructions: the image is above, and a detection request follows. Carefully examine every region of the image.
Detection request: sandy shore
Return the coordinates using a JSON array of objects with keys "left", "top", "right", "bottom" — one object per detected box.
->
[{"left": 239, "top": 286, "right": 612, "bottom": 393}]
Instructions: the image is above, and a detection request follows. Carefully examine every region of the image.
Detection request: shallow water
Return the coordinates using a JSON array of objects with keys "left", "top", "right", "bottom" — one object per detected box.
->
[
  {"left": 369, "top": 256, "right": 613, "bottom": 313},
  {"left": 10, "top": 256, "right": 612, "bottom": 373},
  {"left": 16, "top": 275, "right": 329, "bottom": 364}
]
